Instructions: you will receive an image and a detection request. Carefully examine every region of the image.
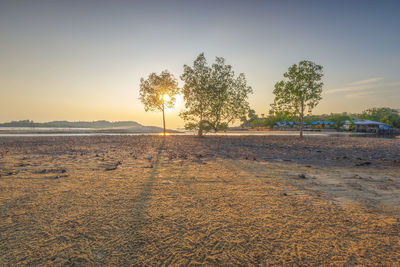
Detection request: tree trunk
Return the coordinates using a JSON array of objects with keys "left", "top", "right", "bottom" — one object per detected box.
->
[
  {"left": 162, "top": 103, "right": 166, "bottom": 136},
  {"left": 299, "top": 103, "right": 304, "bottom": 138},
  {"left": 198, "top": 114, "right": 204, "bottom": 137}
]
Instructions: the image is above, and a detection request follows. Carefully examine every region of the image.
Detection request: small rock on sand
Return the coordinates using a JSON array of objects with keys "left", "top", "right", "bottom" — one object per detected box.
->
[
  {"left": 298, "top": 174, "right": 307, "bottom": 179},
  {"left": 355, "top": 161, "right": 372, "bottom": 166},
  {"left": 105, "top": 166, "right": 118, "bottom": 171}
]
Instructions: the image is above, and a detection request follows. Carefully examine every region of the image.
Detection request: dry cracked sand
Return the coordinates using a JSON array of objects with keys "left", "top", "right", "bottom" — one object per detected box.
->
[{"left": 1, "top": 135, "right": 400, "bottom": 266}]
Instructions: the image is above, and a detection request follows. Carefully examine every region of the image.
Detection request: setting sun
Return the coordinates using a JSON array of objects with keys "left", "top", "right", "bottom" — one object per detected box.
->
[{"left": 162, "top": 94, "right": 171, "bottom": 102}]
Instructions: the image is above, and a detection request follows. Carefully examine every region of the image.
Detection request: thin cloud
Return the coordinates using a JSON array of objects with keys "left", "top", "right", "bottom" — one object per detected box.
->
[
  {"left": 384, "top": 81, "right": 400, "bottom": 87},
  {"left": 345, "top": 89, "right": 397, "bottom": 99},
  {"left": 345, "top": 91, "right": 376, "bottom": 99},
  {"left": 326, "top": 84, "right": 373, "bottom": 94},
  {"left": 326, "top": 77, "right": 400, "bottom": 94},
  {"left": 348, "top": 77, "right": 383, "bottom": 86}
]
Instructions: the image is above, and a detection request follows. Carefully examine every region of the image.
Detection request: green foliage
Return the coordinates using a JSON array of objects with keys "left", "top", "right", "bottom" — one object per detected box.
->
[
  {"left": 264, "top": 112, "right": 298, "bottom": 129},
  {"left": 349, "top": 118, "right": 355, "bottom": 131},
  {"left": 263, "top": 116, "right": 278, "bottom": 129},
  {"left": 271, "top": 60, "right": 324, "bottom": 136},
  {"left": 240, "top": 109, "right": 259, "bottom": 125},
  {"left": 248, "top": 108, "right": 399, "bottom": 132},
  {"left": 326, "top": 113, "right": 351, "bottom": 130},
  {"left": 139, "top": 70, "right": 179, "bottom": 112},
  {"left": 247, "top": 109, "right": 258, "bottom": 122},
  {"left": 303, "top": 115, "right": 323, "bottom": 124},
  {"left": 359, "top": 107, "right": 400, "bottom": 128},
  {"left": 180, "top": 53, "right": 253, "bottom": 136},
  {"left": 250, "top": 118, "right": 265, "bottom": 128},
  {"left": 139, "top": 70, "right": 179, "bottom": 134}
]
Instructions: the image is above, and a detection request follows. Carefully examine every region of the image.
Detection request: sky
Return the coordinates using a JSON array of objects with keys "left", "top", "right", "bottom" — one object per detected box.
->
[{"left": 1, "top": 0, "right": 399, "bottom": 128}]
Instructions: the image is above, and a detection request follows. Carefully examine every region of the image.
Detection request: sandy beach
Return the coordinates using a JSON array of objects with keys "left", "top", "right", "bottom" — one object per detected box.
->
[{"left": 1, "top": 135, "right": 400, "bottom": 265}]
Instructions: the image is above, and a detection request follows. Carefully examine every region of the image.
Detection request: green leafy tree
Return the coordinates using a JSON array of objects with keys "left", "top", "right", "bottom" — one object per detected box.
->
[
  {"left": 271, "top": 60, "right": 324, "bottom": 137},
  {"left": 349, "top": 118, "right": 355, "bottom": 131},
  {"left": 250, "top": 118, "right": 265, "bottom": 128},
  {"left": 240, "top": 109, "right": 259, "bottom": 126},
  {"left": 139, "top": 70, "right": 179, "bottom": 135},
  {"left": 326, "top": 112, "right": 351, "bottom": 130},
  {"left": 180, "top": 53, "right": 253, "bottom": 136},
  {"left": 248, "top": 109, "right": 258, "bottom": 122},
  {"left": 359, "top": 107, "right": 400, "bottom": 128},
  {"left": 303, "top": 114, "right": 323, "bottom": 125},
  {"left": 262, "top": 111, "right": 297, "bottom": 129}
]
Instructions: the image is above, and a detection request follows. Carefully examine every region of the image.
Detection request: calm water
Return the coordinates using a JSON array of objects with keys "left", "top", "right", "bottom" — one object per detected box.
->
[{"left": 0, "top": 127, "right": 92, "bottom": 131}]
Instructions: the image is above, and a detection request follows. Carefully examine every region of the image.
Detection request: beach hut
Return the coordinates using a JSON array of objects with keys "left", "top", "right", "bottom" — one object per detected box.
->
[{"left": 344, "top": 120, "right": 386, "bottom": 132}]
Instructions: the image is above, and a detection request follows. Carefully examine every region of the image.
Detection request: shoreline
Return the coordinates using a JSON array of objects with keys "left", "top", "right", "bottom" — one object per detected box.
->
[
  {"left": 1, "top": 128, "right": 398, "bottom": 138},
  {"left": 0, "top": 127, "right": 183, "bottom": 136}
]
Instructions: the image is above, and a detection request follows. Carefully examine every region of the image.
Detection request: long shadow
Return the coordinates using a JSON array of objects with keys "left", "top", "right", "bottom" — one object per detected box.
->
[
  {"left": 126, "top": 137, "right": 166, "bottom": 252},
  {"left": 134, "top": 137, "right": 165, "bottom": 213}
]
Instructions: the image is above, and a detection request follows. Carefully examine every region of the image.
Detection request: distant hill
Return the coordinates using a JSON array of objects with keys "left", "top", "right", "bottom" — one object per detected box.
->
[{"left": 0, "top": 120, "right": 142, "bottom": 128}]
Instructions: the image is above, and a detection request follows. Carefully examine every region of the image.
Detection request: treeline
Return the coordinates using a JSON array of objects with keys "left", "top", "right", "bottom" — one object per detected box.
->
[
  {"left": 141, "top": 57, "right": 327, "bottom": 137},
  {"left": 241, "top": 107, "right": 400, "bottom": 130},
  {"left": 140, "top": 53, "right": 252, "bottom": 136},
  {"left": 0, "top": 120, "right": 142, "bottom": 128}
]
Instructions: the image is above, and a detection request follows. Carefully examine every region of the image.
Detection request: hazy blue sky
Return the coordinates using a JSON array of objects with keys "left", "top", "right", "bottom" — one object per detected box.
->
[{"left": 1, "top": 0, "right": 399, "bottom": 128}]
